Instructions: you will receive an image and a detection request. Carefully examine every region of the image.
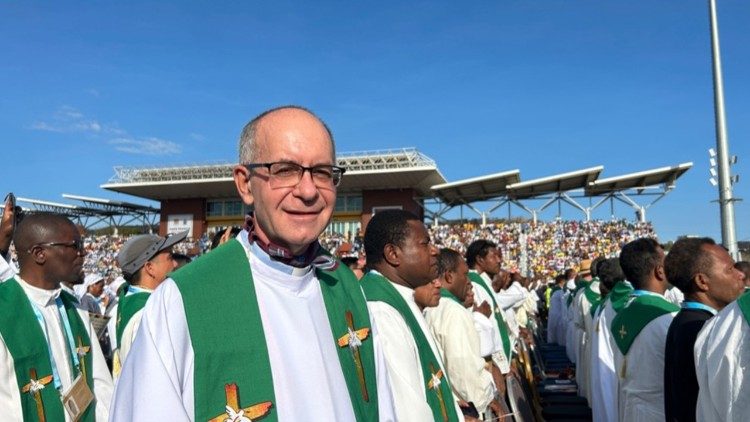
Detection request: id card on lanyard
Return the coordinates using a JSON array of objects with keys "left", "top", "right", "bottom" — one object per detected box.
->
[{"left": 30, "top": 297, "right": 80, "bottom": 390}]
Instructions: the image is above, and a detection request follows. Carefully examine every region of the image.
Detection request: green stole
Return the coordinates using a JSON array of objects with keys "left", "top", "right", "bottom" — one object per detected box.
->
[
  {"left": 737, "top": 289, "right": 750, "bottom": 326},
  {"left": 0, "top": 278, "right": 95, "bottom": 422},
  {"left": 610, "top": 281, "right": 635, "bottom": 314},
  {"left": 172, "top": 239, "right": 379, "bottom": 422},
  {"left": 566, "top": 280, "right": 589, "bottom": 307},
  {"left": 361, "top": 272, "right": 460, "bottom": 422},
  {"left": 611, "top": 292, "right": 679, "bottom": 355},
  {"left": 468, "top": 271, "right": 512, "bottom": 360},
  {"left": 584, "top": 279, "right": 602, "bottom": 318},
  {"left": 115, "top": 287, "right": 150, "bottom": 346}
]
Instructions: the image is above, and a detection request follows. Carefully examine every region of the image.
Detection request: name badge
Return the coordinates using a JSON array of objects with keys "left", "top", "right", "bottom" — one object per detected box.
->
[{"left": 61, "top": 374, "right": 94, "bottom": 421}]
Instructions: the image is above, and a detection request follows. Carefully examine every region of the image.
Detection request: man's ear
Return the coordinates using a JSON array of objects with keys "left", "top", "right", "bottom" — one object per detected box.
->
[
  {"left": 694, "top": 273, "right": 710, "bottom": 293},
  {"left": 233, "top": 165, "right": 254, "bottom": 206},
  {"left": 29, "top": 246, "right": 46, "bottom": 265},
  {"left": 383, "top": 243, "right": 400, "bottom": 267},
  {"left": 655, "top": 262, "right": 667, "bottom": 282}
]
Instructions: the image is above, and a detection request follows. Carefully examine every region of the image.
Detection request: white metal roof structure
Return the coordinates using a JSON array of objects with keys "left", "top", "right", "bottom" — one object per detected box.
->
[
  {"left": 102, "top": 148, "right": 447, "bottom": 200},
  {"left": 431, "top": 170, "right": 521, "bottom": 206},
  {"left": 585, "top": 162, "right": 693, "bottom": 196},
  {"left": 506, "top": 166, "right": 604, "bottom": 200}
]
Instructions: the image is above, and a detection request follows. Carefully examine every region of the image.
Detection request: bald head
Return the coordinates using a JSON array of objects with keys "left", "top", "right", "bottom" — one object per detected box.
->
[
  {"left": 13, "top": 213, "right": 77, "bottom": 259},
  {"left": 238, "top": 105, "right": 335, "bottom": 164}
]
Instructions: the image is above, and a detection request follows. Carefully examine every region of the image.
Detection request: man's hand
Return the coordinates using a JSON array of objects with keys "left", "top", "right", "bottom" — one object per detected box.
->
[
  {"left": 473, "top": 301, "right": 492, "bottom": 318},
  {"left": 0, "top": 196, "right": 14, "bottom": 255}
]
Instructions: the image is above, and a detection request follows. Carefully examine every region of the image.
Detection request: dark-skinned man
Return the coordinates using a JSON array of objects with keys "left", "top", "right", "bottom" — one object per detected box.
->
[
  {"left": 0, "top": 213, "right": 113, "bottom": 420},
  {"left": 362, "top": 209, "right": 463, "bottom": 421},
  {"left": 611, "top": 238, "right": 678, "bottom": 421},
  {"left": 664, "top": 237, "right": 744, "bottom": 421},
  {"left": 425, "top": 248, "right": 502, "bottom": 420}
]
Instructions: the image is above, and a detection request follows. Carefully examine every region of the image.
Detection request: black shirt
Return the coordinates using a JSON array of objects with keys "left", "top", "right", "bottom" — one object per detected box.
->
[{"left": 664, "top": 307, "right": 714, "bottom": 422}]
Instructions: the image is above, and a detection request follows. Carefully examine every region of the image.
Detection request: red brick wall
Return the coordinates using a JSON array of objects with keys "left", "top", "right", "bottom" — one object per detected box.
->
[
  {"left": 159, "top": 198, "right": 206, "bottom": 238},
  {"left": 360, "top": 189, "right": 424, "bottom": 233}
]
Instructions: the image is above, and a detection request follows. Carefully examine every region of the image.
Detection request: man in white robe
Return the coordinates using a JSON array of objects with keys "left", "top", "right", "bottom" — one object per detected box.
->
[
  {"left": 694, "top": 295, "right": 750, "bottom": 422},
  {"left": 426, "top": 248, "right": 499, "bottom": 416},
  {"left": 110, "top": 106, "right": 396, "bottom": 421},
  {"left": 0, "top": 213, "right": 113, "bottom": 421},
  {"left": 546, "top": 275, "right": 567, "bottom": 345}
]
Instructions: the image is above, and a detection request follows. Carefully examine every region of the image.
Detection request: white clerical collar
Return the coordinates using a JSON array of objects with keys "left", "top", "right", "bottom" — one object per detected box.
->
[
  {"left": 16, "top": 276, "right": 61, "bottom": 307},
  {"left": 239, "top": 229, "right": 312, "bottom": 277}
]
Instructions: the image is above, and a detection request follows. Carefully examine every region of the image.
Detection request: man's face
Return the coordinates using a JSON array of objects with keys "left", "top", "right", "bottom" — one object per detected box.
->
[
  {"left": 451, "top": 259, "right": 471, "bottom": 302},
  {"left": 414, "top": 279, "right": 442, "bottom": 308},
  {"left": 44, "top": 223, "right": 86, "bottom": 284},
  {"left": 478, "top": 247, "right": 502, "bottom": 276},
  {"left": 146, "top": 249, "right": 177, "bottom": 284},
  {"left": 462, "top": 282, "right": 475, "bottom": 308},
  {"left": 234, "top": 109, "right": 336, "bottom": 255},
  {"left": 397, "top": 220, "right": 438, "bottom": 288},
  {"left": 703, "top": 244, "right": 745, "bottom": 307}
]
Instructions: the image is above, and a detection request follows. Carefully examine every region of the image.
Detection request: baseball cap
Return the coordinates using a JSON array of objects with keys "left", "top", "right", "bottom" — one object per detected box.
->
[{"left": 117, "top": 231, "right": 188, "bottom": 277}]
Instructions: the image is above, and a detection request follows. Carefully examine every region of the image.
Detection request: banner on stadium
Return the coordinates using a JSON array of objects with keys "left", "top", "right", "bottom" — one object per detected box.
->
[{"left": 168, "top": 214, "right": 193, "bottom": 238}]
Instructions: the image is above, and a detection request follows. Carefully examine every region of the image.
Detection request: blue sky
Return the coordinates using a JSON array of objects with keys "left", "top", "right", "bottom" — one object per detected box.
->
[{"left": 1, "top": 1, "right": 747, "bottom": 243}]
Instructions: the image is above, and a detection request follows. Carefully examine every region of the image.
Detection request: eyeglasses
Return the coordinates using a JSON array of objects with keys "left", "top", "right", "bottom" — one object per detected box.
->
[
  {"left": 28, "top": 239, "right": 85, "bottom": 254},
  {"left": 244, "top": 162, "right": 345, "bottom": 189}
]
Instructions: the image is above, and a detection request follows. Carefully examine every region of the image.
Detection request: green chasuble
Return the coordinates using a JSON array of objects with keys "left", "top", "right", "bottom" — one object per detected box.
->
[
  {"left": 172, "top": 239, "right": 379, "bottom": 422},
  {"left": 468, "top": 271, "right": 512, "bottom": 360},
  {"left": 0, "top": 278, "right": 95, "bottom": 422},
  {"left": 610, "top": 292, "right": 679, "bottom": 356},
  {"left": 115, "top": 287, "right": 150, "bottom": 347},
  {"left": 361, "top": 272, "right": 460, "bottom": 422},
  {"left": 737, "top": 289, "right": 750, "bottom": 326}
]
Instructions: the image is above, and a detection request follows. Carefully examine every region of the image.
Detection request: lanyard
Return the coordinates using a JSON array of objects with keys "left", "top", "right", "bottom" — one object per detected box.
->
[
  {"left": 127, "top": 285, "right": 151, "bottom": 295},
  {"left": 632, "top": 289, "right": 661, "bottom": 298},
  {"left": 30, "top": 297, "right": 80, "bottom": 390},
  {"left": 681, "top": 301, "right": 717, "bottom": 316}
]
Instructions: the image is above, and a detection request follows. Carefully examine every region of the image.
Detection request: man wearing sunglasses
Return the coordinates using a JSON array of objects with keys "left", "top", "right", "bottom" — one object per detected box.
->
[
  {"left": 0, "top": 213, "right": 113, "bottom": 421},
  {"left": 111, "top": 106, "right": 395, "bottom": 421}
]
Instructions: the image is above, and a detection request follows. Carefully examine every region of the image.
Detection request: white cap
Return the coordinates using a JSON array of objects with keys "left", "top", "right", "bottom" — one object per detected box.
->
[{"left": 82, "top": 273, "right": 105, "bottom": 289}]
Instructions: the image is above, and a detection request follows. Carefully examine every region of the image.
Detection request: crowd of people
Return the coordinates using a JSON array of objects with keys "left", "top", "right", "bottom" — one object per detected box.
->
[{"left": 0, "top": 106, "right": 748, "bottom": 422}]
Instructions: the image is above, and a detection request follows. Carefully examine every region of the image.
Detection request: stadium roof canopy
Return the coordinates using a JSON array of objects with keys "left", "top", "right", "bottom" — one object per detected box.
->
[
  {"left": 14, "top": 195, "right": 159, "bottom": 230},
  {"left": 506, "top": 166, "right": 604, "bottom": 200},
  {"left": 430, "top": 170, "right": 521, "bottom": 206},
  {"left": 102, "top": 148, "right": 447, "bottom": 200},
  {"left": 585, "top": 162, "right": 693, "bottom": 196}
]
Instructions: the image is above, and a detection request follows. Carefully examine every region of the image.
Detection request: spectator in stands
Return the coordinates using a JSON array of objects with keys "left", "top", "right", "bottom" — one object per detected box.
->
[
  {"left": 425, "top": 248, "right": 501, "bottom": 419},
  {"left": 361, "top": 209, "right": 462, "bottom": 421},
  {"left": 611, "top": 238, "right": 678, "bottom": 421},
  {"left": 664, "top": 237, "right": 744, "bottom": 422},
  {"left": 0, "top": 213, "right": 113, "bottom": 420}
]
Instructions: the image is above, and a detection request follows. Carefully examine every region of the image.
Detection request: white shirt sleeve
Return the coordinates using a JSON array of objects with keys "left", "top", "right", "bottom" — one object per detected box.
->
[{"left": 77, "top": 310, "right": 114, "bottom": 421}]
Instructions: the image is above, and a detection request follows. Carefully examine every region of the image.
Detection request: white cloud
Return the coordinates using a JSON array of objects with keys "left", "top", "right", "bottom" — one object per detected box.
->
[
  {"left": 109, "top": 137, "right": 182, "bottom": 155},
  {"left": 189, "top": 132, "right": 206, "bottom": 141},
  {"left": 87, "top": 89, "right": 100, "bottom": 97},
  {"left": 30, "top": 106, "right": 103, "bottom": 134}
]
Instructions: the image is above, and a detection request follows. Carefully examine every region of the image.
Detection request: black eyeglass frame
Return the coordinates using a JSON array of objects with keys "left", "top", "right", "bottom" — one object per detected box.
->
[
  {"left": 243, "top": 162, "right": 346, "bottom": 188},
  {"left": 27, "top": 239, "right": 85, "bottom": 254}
]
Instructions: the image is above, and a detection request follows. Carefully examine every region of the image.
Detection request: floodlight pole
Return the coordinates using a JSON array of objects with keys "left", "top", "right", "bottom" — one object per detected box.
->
[{"left": 708, "top": 0, "right": 739, "bottom": 259}]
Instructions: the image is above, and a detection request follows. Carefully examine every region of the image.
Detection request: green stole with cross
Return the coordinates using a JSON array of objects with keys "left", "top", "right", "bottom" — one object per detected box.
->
[
  {"left": 173, "top": 239, "right": 379, "bottom": 422},
  {"left": 610, "top": 292, "right": 679, "bottom": 356},
  {"left": 361, "top": 272, "right": 460, "bottom": 422},
  {"left": 468, "top": 270, "right": 513, "bottom": 360},
  {"left": 0, "top": 278, "right": 95, "bottom": 422},
  {"left": 115, "top": 288, "right": 150, "bottom": 347}
]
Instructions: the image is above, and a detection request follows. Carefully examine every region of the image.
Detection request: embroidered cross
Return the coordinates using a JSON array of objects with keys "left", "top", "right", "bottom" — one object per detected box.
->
[
  {"left": 76, "top": 336, "right": 90, "bottom": 381},
  {"left": 619, "top": 325, "right": 627, "bottom": 340},
  {"left": 21, "top": 368, "right": 52, "bottom": 422},
  {"left": 336, "top": 310, "right": 370, "bottom": 402},
  {"left": 208, "top": 383, "right": 273, "bottom": 422},
  {"left": 427, "top": 363, "right": 449, "bottom": 422}
]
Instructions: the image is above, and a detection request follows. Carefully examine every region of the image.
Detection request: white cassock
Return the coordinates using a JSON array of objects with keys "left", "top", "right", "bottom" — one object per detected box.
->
[
  {"left": 613, "top": 311, "right": 676, "bottom": 421},
  {"left": 664, "top": 286, "right": 684, "bottom": 306},
  {"left": 589, "top": 298, "right": 617, "bottom": 422},
  {"left": 547, "top": 289, "right": 565, "bottom": 345},
  {"left": 694, "top": 300, "right": 750, "bottom": 422},
  {"left": 367, "top": 279, "right": 463, "bottom": 422},
  {"left": 574, "top": 280, "right": 599, "bottom": 402},
  {"left": 473, "top": 272, "right": 512, "bottom": 373},
  {"left": 563, "top": 279, "right": 577, "bottom": 363},
  {"left": 425, "top": 296, "right": 497, "bottom": 413},
  {"left": 106, "top": 303, "right": 118, "bottom": 351},
  {"left": 110, "top": 236, "right": 396, "bottom": 421},
  {"left": 473, "top": 311, "right": 502, "bottom": 359},
  {"left": 0, "top": 278, "right": 113, "bottom": 421},
  {"left": 0, "top": 254, "right": 17, "bottom": 282}
]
